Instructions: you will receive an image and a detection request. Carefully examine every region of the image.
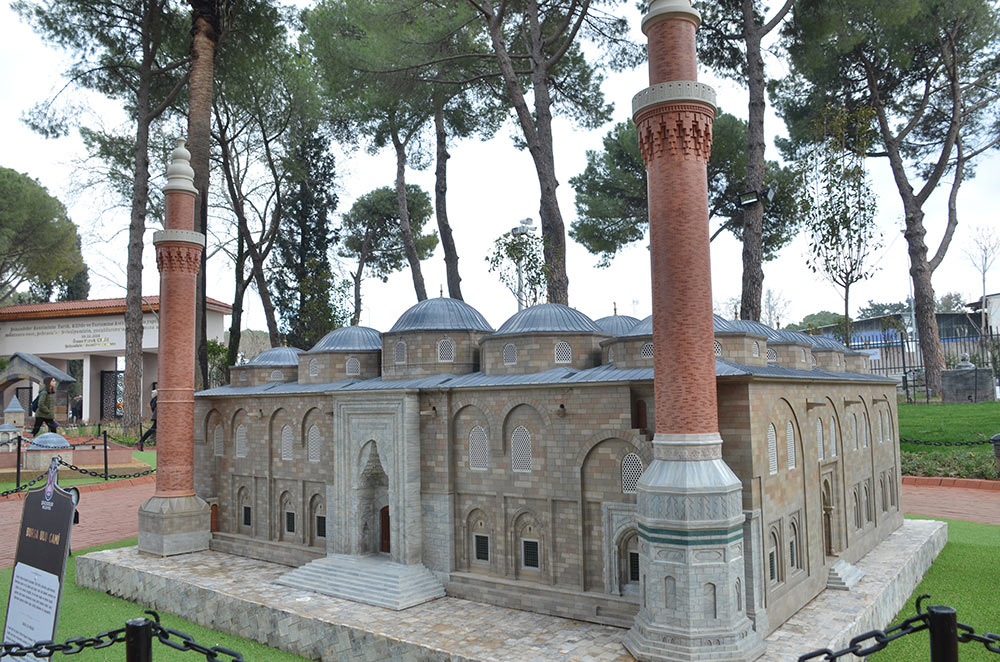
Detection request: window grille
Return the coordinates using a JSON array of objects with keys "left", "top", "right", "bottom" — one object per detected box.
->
[
  {"left": 608, "top": 346, "right": 615, "bottom": 363},
  {"left": 511, "top": 426, "right": 531, "bottom": 472},
  {"left": 714, "top": 340, "right": 723, "bottom": 357},
  {"left": 629, "top": 551, "right": 640, "bottom": 582},
  {"left": 281, "top": 425, "right": 293, "bottom": 461},
  {"left": 285, "top": 511, "right": 295, "bottom": 533},
  {"left": 503, "top": 343, "right": 517, "bottom": 365},
  {"left": 752, "top": 341, "right": 760, "bottom": 357},
  {"left": 621, "top": 453, "right": 643, "bottom": 494},
  {"left": 394, "top": 340, "right": 406, "bottom": 365},
  {"left": 786, "top": 422, "right": 796, "bottom": 469},
  {"left": 346, "top": 357, "right": 361, "bottom": 376},
  {"left": 768, "top": 550, "right": 776, "bottom": 582},
  {"left": 766, "top": 347, "right": 777, "bottom": 362},
  {"left": 437, "top": 338, "right": 455, "bottom": 362},
  {"left": 308, "top": 425, "right": 321, "bottom": 463},
  {"left": 816, "top": 419, "right": 824, "bottom": 461},
  {"left": 308, "top": 358, "right": 318, "bottom": 377},
  {"left": 522, "top": 539, "right": 540, "bottom": 568},
  {"left": 639, "top": 342, "right": 654, "bottom": 359},
  {"left": 214, "top": 424, "right": 224, "bottom": 457},
  {"left": 469, "top": 426, "right": 488, "bottom": 471},
  {"left": 830, "top": 417, "right": 838, "bottom": 457},
  {"left": 316, "top": 516, "right": 326, "bottom": 538},
  {"left": 474, "top": 534, "right": 490, "bottom": 562},
  {"left": 789, "top": 539, "right": 797, "bottom": 569},
  {"left": 554, "top": 341, "right": 572, "bottom": 363},
  {"left": 242, "top": 506, "right": 251, "bottom": 527},
  {"left": 269, "top": 370, "right": 284, "bottom": 381},
  {"left": 767, "top": 424, "right": 778, "bottom": 475},
  {"left": 236, "top": 424, "right": 248, "bottom": 458}
]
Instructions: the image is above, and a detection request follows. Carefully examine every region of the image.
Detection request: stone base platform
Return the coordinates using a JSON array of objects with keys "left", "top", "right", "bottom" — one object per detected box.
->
[{"left": 76, "top": 520, "right": 945, "bottom": 662}]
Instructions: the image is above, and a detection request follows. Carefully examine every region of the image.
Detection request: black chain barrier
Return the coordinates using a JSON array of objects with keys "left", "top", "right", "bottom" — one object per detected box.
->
[
  {"left": 0, "top": 471, "right": 48, "bottom": 498},
  {"left": 901, "top": 436, "right": 994, "bottom": 447},
  {"left": 798, "top": 596, "right": 1000, "bottom": 661},
  {"left": 0, "top": 611, "right": 245, "bottom": 660},
  {"left": 56, "top": 457, "right": 155, "bottom": 481}
]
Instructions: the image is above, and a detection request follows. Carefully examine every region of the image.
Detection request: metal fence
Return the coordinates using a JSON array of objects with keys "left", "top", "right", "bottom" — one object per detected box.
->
[{"left": 847, "top": 327, "right": 1000, "bottom": 379}]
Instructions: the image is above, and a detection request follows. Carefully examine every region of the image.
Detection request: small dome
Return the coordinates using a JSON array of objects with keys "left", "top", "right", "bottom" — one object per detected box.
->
[
  {"left": 247, "top": 346, "right": 304, "bottom": 366},
  {"left": 713, "top": 315, "right": 737, "bottom": 333},
  {"left": 389, "top": 298, "right": 492, "bottom": 333},
  {"left": 623, "top": 315, "right": 653, "bottom": 337},
  {"left": 495, "top": 303, "right": 600, "bottom": 335},
  {"left": 0, "top": 423, "right": 19, "bottom": 432},
  {"left": 727, "top": 319, "right": 783, "bottom": 341},
  {"left": 776, "top": 329, "right": 814, "bottom": 345},
  {"left": 310, "top": 326, "right": 382, "bottom": 352},
  {"left": 28, "top": 432, "right": 71, "bottom": 450},
  {"left": 594, "top": 315, "right": 640, "bottom": 336},
  {"left": 809, "top": 335, "right": 848, "bottom": 351}
]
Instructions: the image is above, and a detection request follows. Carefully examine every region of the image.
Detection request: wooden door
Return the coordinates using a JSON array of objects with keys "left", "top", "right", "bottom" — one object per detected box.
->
[{"left": 380, "top": 506, "right": 390, "bottom": 553}]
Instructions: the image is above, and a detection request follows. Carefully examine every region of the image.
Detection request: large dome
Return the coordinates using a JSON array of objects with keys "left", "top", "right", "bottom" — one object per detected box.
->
[
  {"left": 247, "top": 346, "right": 304, "bottom": 366},
  {"left": 623, "top": 315, "right": 653, "bottom": 337},
  {"left": 389, "top": 297, "right": 493, "bottom": 333},
  {"left": 594, "top": 314, "right": 640, "bottom": 336},
  {"left": 495, "top": 303, "right": 600, "bottom": 335},
  {"left": 309, "top": 326, "right": 382, "bottom": 352}
]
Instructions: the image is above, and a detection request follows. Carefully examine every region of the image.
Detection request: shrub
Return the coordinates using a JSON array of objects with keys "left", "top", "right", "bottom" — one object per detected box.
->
[{"left": 900, "top": 450, "right": 999, "bottom": 480}]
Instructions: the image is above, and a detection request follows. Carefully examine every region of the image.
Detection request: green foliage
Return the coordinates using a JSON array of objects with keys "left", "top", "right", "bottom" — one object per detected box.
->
[
  {"left": 569, "top": 116, "right": 801, "bottom": 266},
  {"left": 486, "top": 230, "right": 548, "bottom": 309},
  {"left": 936, "top": 291, "right": 967, "bottom": 313},
  {"left": 0, "top": 167, "right": 87, "bottom": 304},
  {"left": 858, "top": 300, "right": 911, "bottom": 319},
  {"left": 206, "top": 339, "right": 229, "bottom": 389},
  {"left": 784, "top": 311, "right": 847, "bottom": 331}
]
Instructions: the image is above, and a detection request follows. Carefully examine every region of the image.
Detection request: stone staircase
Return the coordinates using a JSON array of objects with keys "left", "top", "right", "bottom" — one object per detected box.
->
[
  {"left": 276, "top": 553, "right": 445, "bottom": 610},
  {"left": 827, "top": 559, "right": 865, "bottom": 591}
]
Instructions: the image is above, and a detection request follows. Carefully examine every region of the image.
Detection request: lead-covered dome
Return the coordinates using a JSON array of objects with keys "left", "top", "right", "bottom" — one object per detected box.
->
[
  {"left": 28, "top": 432, "right": 71, "bottom": 450},
  {"left": 495, "top": 303, "right": 600, "bottom": 335},
  {"left": 309, "top": 326, "right": 382, "bottom": 352},
  {"left": 247, "top": 346, "right": 303, "bottom": 366},
  {"left": 623, "top": 315, "right": 652, "bottom": 337},
  {"left": 594, "top": 314, "right": 640, "bottom": 337},
  {"left": 389, "top": 297, "right": 492, "bottom": 333}
]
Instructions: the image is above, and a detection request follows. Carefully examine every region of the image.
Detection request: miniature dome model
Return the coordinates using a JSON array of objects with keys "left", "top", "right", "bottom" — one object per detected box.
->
[
  {"left": 622, "top": 315, "right": 653, "bottom": 337},
  {"left": 309, "top": 326, "right": 382, "bottom": 352},
  {"left": 594, "top": 314, "right": 640, "bottom": 337},
  {"left": 776, "top": 329, "right": 814, "bottom": 345},
  {"left": 4, "top": 398, "right": 24, "bottom": 414},
  {"left": 495, "top": 303, "right": 600, "bottom": 335},
  {"left": 808, "top": 335, "right": 847, "bottom": 351},
  {"left": 28, "top": 432, "right": 71, "bottom": 450},
  {"left": 727, "top": 319, "right": 783, "bottom": 341},
  {"left": 713, "top": 315, "right": 738, "bottom": 333},
  {"left": 247, "top": 346, "right": 304, "bottom": 366},
  {"left": 389, "top": 297, "right": 493, "bottom": 333}
]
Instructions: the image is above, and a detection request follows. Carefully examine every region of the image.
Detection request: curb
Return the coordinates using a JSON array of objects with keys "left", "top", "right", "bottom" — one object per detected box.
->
[
  {"left": 902, "top": 475, "right": 1000, "bottom": 491},
  {"left": 0, "top": 473, "right": 155, "bottom": 502}
]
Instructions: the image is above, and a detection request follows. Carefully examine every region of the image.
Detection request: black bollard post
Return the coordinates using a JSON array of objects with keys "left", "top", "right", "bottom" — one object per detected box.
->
[
  {"left": 125, "top": 617, "right": 154, "bottom": 662},
  {"left": 992, "top": 433, "right": 1000, "bottom": 474},
  {"left": 15, "top": 434, "right": 21, "bottom": 490},
  {"left": 103, "top": 430, "right": 109, "bottom": 481},
  {"left": 927, "top": 605, "right": 958, "bottom": 662}
]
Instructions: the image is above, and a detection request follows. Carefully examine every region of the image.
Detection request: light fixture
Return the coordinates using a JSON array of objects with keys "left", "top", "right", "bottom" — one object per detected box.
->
[{"left": 737, "top": 187, "right": 775, "bottom": 207}]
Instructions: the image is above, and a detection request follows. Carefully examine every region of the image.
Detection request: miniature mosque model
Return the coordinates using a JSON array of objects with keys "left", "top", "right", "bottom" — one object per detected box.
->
[{"left": 147, "top": 1, "right": 905, "bottom": 659}]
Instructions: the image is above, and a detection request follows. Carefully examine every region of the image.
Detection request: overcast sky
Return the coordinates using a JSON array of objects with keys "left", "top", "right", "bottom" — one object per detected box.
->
[{"left": 2, "top": 3, "right": 997, "bottom": 340}]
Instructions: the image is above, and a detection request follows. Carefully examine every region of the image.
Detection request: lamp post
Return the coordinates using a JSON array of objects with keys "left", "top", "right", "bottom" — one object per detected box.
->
[{"left": 511, "top": 218, "right": 535, "bottom": 311}]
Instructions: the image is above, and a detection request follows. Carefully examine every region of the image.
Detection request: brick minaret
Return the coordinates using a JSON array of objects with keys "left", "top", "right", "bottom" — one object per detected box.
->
[
  {"left": 137, "top": 139, "right": 211, "bottom": 556},
  {"left": 623, "top": 2, "right": 765, "bottom": 660}
]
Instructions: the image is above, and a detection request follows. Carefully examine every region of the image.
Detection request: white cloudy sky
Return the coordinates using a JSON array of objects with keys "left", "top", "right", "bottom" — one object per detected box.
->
[{"left": 2, "top": 3, "right": 997, "bottom": 338}]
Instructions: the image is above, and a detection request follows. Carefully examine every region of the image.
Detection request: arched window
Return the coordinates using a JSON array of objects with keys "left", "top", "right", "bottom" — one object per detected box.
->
[
  {"left": 235, "top": 424, "right": 248, "bottom": 458},
  {"left": 877, "top": 410, "right": 884, "bottom": 443},
  {"left": 394, "top": 340, "right": 406, "bottom": 365},
  {"left": 620, "top": 533, "right": 640, "bottom": 591},
  {"left": 752, "top": 341, "right": 760, "bottom": 357},
  {"left": 816, "top": 418, "right": 825, "bottom": 461},
  {"left": 852, "top": 413, "right": 859, "bottom": 450},
  {"left": 214, "top": 424, "right": 224, "bottom": 457},
  {"left": 864, "top": 484, "right": 872, "bottom": 523},
  {"left": 308, "top": 358, "right": 319, "bottom": 377},
  {"left": 607, "top": 346, "right": 615, "bottom": 363},
  {"left": 853, "top": 490, "right": 862, "bottom": 529},
  {"left": 861, "top": 412, "right": 869, "bottom": 447},
  {"left": 786, "top": 421, "right": 796, "bottom": 469},
  {"left": 704, "top": 583, "right": 717, "bottom": 619},
  {"left": 829, "top": 416, "right": 838, "bottom": 457},
  {"left": 639, "top": 342, "right": 654, "bottom": 359},
  {"left": 812, "top": 355, "right": 817, "bottom": 366},
  {"left": 281, "top": 492, "right": 295, "bottom": 540},
  {"left": 511, "top": 426, "right": 531, "bottom": 472},
  {"left": 767, "top": 424, "right": 778, "bottom": 475},
  {"left": 281, "top": 425, "right": 293, "bottom": 461},
  {"left": 768, "top": 530, "right": 780, "bottom": 583},
  {"left": 308, "top": 425, "right": 321, "bottom": 463},
  {"left": 714, "top": 340, "right": 723, "bottom": 357},
  {"left": 621, "top": 453, "right": 643, "bottom": 494},
  {"left": 766, "top": 347, "right": 778, "bottom": 362},
  {"left": 554, "top": 341, "right": 572, "bottom": 363},
  {"left": 503, "top": 343, "right": 517, "bottom": 366},
  {"left": 789, "top": 520, "right": 801, "bottom": 571},
  {"left": 664, "top": 576, "right": 676, "bottom": 609},
  {"left": 801, "top": 348, "right": 807, "bottom": 361},
  {"left": 269, "top": 370, "right": 284, "bottom": 381},
  {"left": 437, "top": 338, "right": 455, "bottom": 363},
  {"left": 346, "top": 357, "right": 361, "bottom": 376},
  {"left": 469, "top": 426, "right": 488, "bottom": 471},
  {"left": 881, "top": 477, "right": 888, "bottom": 512},
  {"left": 735, "top": 578, "right": 743, "bottom": 613},
  {"left": 238, "top": 487, "right": 251, "bottom": 530}
]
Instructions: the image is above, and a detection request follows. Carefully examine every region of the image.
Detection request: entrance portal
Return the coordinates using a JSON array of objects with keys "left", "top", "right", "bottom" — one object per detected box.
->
[{"left": 380, "top": 506, "right": 390, "bottom": 553}]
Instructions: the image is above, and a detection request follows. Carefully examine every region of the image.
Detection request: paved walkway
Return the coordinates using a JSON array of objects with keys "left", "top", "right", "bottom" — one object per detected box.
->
[{"left": 900, "top": 483, "right": 1000, "bottom": 525}]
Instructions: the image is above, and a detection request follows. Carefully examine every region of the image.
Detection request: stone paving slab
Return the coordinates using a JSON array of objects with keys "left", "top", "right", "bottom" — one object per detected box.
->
[{"left": 76, "top": 519, "right": 945, "bottom": 661}]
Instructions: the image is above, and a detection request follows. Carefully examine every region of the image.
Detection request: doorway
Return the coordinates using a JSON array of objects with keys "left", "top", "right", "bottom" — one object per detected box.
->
[{"left": 380, "top": 506, "right": 390, "bottom": 553}]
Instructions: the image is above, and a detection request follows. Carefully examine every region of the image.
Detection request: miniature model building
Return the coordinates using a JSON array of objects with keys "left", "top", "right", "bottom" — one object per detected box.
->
[{"left": 193, "top": 300, "right": 902, "bottom": 635}]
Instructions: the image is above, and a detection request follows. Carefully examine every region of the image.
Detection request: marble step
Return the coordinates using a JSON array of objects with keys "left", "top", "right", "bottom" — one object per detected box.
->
[
  {"left": 827, "top": 559, "right": 865, "bottom": 591},
  {"left": 277, "top": 553, "right": 445, "bottom": 610}
]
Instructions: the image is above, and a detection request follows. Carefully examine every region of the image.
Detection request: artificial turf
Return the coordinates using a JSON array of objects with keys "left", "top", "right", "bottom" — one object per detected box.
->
[
  {"left": 897, "top": 401, "right": 1000, "bottom": 453},
  {"left": 0, "top": 538, "right": 310, "bottom": 661},
  {"left": 872, "top": 516, "right": 1000, "bottom": 661},
  {"left": 0, "top": 451, "right": 156, "bottom": 494}
]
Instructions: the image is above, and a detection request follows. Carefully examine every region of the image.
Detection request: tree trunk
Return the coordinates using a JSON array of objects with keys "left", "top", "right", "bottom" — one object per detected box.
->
[
  {"left": 188, "top": 6, "right": 218, "bottom": 391},
  {"left": 434, "top": 102, "right": 463, "bottom": 300},
  {"left": 904, "top": 207, "right": 944, "bottom": 396},
  {"left": 392, "top": 137, "right": 428, "bottom": 301},
  {"left": 842, "top": 284, "right": 851, "bottom": 347},
  {"left": 739, "top": 2, "right": 765, "bottom": 322},
  {"left": 245, "top": 237, "right": 280, "bottom": 347},
  {"left": 225, "top": 230, "right": 249, "bottom": 381}
]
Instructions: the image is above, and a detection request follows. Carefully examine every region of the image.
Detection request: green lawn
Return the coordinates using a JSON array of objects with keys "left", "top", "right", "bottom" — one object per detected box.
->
[
  {"left": 897, "top": 401, "right": 999, "bottom": 452},
  {"left": 0, "top": 538, "right": 310, "bottom": 661},
  {"left": 873, "top": 516, "right": 1000, "bottom": 661},
  {"left": 0, "top": 451, "right": 156, "bottom": 494}
]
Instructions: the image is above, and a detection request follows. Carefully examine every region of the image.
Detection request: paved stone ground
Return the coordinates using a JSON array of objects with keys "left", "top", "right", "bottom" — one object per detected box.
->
[{"left": 901, "top": 484, "right": 1000, "bottom": 525}]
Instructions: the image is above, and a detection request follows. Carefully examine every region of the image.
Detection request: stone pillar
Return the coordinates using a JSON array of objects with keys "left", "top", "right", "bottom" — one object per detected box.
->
[
  {"left": 623, "top": 2, "right": 765, "bottom": 660},
  {"left": 137, "top": 139, "right": 211, "bottom": 556}
]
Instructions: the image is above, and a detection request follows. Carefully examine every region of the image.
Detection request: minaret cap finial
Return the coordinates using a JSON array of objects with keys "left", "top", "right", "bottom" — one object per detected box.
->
[
  {"left": 163, "top": 137, "right": 198, "bottom": 195},
  {"left": 642, "top": 0, "right": 701, "bottom": 33}
]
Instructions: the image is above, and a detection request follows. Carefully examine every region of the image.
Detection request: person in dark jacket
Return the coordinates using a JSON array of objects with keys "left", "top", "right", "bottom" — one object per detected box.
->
[
  {"left": 31, "top": 378, "right": 59, "bottom": 436},
  {"left": 138, "top": 382, "right": 157, "bottom": 451}
]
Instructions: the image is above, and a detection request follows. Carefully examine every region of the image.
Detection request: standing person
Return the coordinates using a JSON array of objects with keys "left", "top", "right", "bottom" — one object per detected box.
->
[
  {"left": 31, "top": 378, "right": 59, "bottom": 436},
  {"left": 138, "top": 382, "right": 157, "bottom": 451}
]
